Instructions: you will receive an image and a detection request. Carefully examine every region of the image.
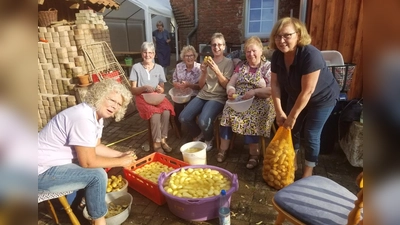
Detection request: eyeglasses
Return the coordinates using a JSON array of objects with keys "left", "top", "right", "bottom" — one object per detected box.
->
[
  {"left": 274, "top": 32, "right": 297, "bottom": 41},
  {"left": 106, "top": 97, "right": 122, "bottom": 107},
  {"left": 184, "top": 55, "right": 194, "bottom": 59},
  {"left": 211, "top": 43, "right": 224, "bottom": 48}
]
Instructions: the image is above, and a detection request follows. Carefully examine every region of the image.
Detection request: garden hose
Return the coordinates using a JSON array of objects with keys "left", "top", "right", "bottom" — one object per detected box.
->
[{"left": 106, "top": 129, "right": 148, "bottom": 147}]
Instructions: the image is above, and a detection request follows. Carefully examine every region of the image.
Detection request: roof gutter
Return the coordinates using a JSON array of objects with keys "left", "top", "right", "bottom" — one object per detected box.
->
[{"left": 186, "top": 0, "right": 198, "bottom": 46}]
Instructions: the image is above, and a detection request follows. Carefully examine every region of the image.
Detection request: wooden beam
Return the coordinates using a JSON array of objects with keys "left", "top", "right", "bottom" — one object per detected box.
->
[
  {"left": 348, "top": 0, "right": 363, "bottom": 99},
  {"left": 309, "top": 0, "right": 327, "bottom": 50},
  {"left": 321, "top": 0, "right": 344, "bottom": 50},
  {"left": 338, "top": 0, "right": 361, "bottom": 63}
]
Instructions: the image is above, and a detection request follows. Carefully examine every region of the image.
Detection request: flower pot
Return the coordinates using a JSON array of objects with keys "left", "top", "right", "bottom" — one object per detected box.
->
[{"left": 77, "top": 74, "right": 90, "bottom": 85}]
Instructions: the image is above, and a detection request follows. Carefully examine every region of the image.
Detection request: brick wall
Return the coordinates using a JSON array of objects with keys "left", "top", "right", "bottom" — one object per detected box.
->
[
  {"left": 170, "top": 0, "right": 299, "bottom": 53},
  {"left": 171, "top": 0, "right": 244, "bottom": 53},
  {"left": 278, "top": 0, "right": 300, "bottom": 19}
]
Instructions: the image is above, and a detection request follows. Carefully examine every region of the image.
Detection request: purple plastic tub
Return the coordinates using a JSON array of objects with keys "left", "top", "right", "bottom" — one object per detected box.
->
[{"left": 158, "top": 165, "right": 239, "bottom": 221}]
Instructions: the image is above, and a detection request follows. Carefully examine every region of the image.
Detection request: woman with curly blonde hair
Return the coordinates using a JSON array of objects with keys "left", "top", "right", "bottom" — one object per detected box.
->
[
  {"left": 84, "top": 78, "right": 132, "bottom": 122},
  {"left": 38, "top": 78, "right": 136, "bottom": 225}
]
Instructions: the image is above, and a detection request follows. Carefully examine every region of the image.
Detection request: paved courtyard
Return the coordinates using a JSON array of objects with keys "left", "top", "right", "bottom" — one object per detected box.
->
[{"left": 38, "top": 54, "right": 363, "bottom": 225}]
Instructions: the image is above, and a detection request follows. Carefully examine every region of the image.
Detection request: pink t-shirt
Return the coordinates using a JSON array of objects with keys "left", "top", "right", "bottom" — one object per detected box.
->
[{"left": 38, "top": 103, "right": 103, "bottom": 174}]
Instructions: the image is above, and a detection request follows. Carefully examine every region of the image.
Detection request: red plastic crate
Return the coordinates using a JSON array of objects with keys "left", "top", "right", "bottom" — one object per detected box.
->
[{"left": 123, "top": 152, "right": 189, "bottom": 205}]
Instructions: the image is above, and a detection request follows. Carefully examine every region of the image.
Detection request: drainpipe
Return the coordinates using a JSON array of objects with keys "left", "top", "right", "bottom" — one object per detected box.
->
[
  {"left": 175, "top": 26, "right": 179, "bottom": 61},
  {"left": 186, "top": 0, "right": 198, "bottom": 46},
  {"left": 299, "top": 0, "right": 308, "bottom": 23}
]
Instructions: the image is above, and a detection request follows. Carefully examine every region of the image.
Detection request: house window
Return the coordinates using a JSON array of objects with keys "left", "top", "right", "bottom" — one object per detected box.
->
[{"left": 245, "top": 0, "right": 278, "bottom": 38}]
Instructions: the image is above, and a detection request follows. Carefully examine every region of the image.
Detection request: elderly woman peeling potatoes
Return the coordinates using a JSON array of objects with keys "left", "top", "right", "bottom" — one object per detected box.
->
[
  {"left": 218, "top": 36, "right": 275, "bottom": 169},
  {"left": 129, "top": 41, "right": 175, "bottom": 154}
]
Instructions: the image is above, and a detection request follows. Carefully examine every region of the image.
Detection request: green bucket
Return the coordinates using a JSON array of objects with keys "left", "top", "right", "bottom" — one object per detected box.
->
[{"left": 124, "top": 57, "right": 133, "bottom": 66}]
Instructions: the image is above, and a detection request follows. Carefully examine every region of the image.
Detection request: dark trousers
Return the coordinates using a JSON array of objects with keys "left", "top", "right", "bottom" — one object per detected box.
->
[{"left": 289, "top": 104, "right": 335, "bottom": 166}]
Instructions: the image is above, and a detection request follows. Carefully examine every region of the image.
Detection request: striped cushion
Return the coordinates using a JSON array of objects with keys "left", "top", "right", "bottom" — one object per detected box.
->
[
  {"left": 274, "top": 176, "right": 359, "bottom": 225},
  {"left": 38, "top": 191, "right": 73, "bottom": 203}
]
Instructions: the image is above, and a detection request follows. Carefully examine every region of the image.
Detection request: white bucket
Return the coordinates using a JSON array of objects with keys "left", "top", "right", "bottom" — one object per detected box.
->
[{"left": 180, "top": 141, "right": 207, "bottom": 165}]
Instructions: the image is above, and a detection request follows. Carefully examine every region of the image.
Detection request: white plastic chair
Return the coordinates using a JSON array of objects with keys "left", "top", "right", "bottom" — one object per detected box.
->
[{"left": 321, "top": 50, "right": 344, "bottom": 66}]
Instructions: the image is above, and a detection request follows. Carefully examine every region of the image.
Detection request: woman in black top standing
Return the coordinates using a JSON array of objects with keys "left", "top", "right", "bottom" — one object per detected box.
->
[{"left": 269, "top": 17, "right": 340, "bottom": 178}]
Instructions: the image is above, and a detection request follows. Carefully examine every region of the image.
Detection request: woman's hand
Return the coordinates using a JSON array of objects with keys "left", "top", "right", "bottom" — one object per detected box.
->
[
  {"left": 155, "top": 85, "right": 164, "bottom": 93},
  {"left": 207, "top": 59, "right": 220, "bottom": 74},
  {"left": 275, "top": 111, "right": 287, "bottom": 127},
  {"left": 227, "top": 89, "right": 236, "bottom": 100},
  {"left": 283, "top": 115, "right": 296, "bottom": 130},
  {"left": 180, "top": 81, "right": 190, "bottom": 89},
  {"left": 200, "top": 62, "right": 208, "bottom": 73},
  {"left": 120, "top": 150, "right": 137, "bottom": 159},
  {"left": 119, "top": 155, "right": 136, "bottom": 167},
  {"left": 119, "top": 150, "right": 137, "bottom": 168},
  {"left": 143, "top": 85, "right": 155, "bottom": 93},
  {"left": 174, "top": 82, "right": 183, "bottom": 89},
  {"left": 242, "top": 89, "right": 256, "bottom": 100},
  {"left": 173, "top": 81, "right": 187, "bottom": 89}
]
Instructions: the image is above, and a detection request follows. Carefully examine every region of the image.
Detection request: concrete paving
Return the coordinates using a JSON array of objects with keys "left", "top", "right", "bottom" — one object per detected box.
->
[{"left": 38, "top": 54, "right": 363, "bottom": 225}]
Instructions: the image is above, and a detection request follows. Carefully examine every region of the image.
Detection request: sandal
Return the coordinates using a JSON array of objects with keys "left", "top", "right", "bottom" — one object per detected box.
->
[
  {"left": 161, "top": 142, "right": 173, "bottom": 153},
  {"left": 246, "top": 155, "right": 260, "bottom": 169},
  {"left": 154, "top": 146, "right": 166, "bottom": 154},
  {"left": 216, "top": 149, "right": 228, "bottom": 163}
]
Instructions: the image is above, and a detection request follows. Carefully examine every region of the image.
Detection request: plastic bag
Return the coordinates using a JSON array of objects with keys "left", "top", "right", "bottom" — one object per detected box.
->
[{"left": 262, "top": 126, "right": 295, "bottom": 190}]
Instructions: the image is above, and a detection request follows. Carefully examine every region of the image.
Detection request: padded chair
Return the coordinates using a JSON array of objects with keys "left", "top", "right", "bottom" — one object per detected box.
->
[
  {"left": 38, "top": 191, "right": 80, "bottom": 225},
  {"left": 272, "top": 173, "right": 363, "bottom": 225},
  {"left": 147, "top": 115, "right": 181, "bottom": 152}
]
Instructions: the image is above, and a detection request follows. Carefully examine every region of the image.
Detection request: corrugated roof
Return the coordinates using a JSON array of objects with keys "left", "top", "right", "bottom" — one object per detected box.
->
[
  {"left": 87, "top": 0, "right": 120, "bottom": 9},
  {"left": 38, "top": 0, "right": 120, "bottom": 10}
]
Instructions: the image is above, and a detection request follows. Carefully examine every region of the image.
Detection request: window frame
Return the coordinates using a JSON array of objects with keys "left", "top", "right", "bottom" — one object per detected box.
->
[{"left": 244, "top": 0, "right": 279, "bottom": 39}]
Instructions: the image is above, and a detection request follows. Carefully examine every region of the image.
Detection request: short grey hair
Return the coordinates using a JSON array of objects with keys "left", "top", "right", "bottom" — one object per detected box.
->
[
  {"left": 180, "top": 45, "right": 198, "bottom": 60},
  {"left": 141, "top": 42, "right": 155, "bottom": 53},
  {"left": 156, "top": 21, "right": 164, "bottom": 27},
  {"left": 84, "top": 78, "right": 132, "bottom": 122}
]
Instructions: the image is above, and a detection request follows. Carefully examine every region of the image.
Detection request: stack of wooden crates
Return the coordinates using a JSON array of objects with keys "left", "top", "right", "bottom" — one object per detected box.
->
[{"left": 37, "top": 9, "right": 112, "bottom": 130}]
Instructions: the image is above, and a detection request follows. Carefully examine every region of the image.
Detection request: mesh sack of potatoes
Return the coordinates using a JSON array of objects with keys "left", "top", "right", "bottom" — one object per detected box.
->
[{"left": 262, "top": 126, "right": 295, "bottom": 190}]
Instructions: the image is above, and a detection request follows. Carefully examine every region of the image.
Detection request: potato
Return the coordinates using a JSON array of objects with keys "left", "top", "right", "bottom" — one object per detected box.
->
[
  {"left": 163, "top": 168, "right": 231, "bottom": 199},
  {"left": 204, "top": 56, "right": 213, "bottom": 64},
  {"left": 132, "top": 162, "right": 174, "bottom": 184},
  {"left": 106, "top": 176, "right": 126, "bottom": 193},
  {"left": 105, "top": 202, "right": 128, "bottom": 218},
  {"left": 262, "top": 133, "right": 296, "bottom": 190}
]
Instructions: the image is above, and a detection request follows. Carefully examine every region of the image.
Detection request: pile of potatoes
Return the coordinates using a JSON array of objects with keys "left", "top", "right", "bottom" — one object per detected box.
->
[
  {"left": 163, "top": 168, "right": 231, "bottom": 199},
  {"left": 262, "top": 138, "right": 295, "bottom": 190},
  {"left": 132, "top": 162, "right": 175, "bottom": 184},
  {"left": 106, "top": 175, "right": 126, "bottom": 193}
]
